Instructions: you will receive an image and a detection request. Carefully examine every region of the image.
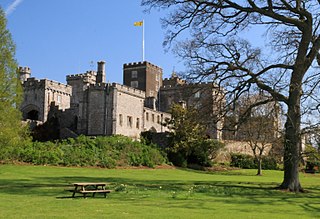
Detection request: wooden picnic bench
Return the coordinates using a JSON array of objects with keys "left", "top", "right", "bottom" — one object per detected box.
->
[{"left": 70, "top": 182, "right": 112, "bottom": 198}]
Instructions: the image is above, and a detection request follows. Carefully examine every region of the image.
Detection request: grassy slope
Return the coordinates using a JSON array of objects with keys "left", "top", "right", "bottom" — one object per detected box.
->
[{"left": 0, "top": 165, "right": 319, "bottom": 219}]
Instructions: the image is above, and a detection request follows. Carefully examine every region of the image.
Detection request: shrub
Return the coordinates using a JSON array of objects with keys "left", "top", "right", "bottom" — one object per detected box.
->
[
  {"left": 188, "top": 139, "right": 225, "bottom": 167},
  {"left": 230, "top": 153, "right": 256, "bottom": 169},
  {"left": 168, "top": 151, "right": 188, "bottom": 168},
  {"left": 230, "top": 153, "right": 278, "bottom": 170},
  {"left": 17, "top": 141, "right": 63, "bottom": 165},
  {"left": 261, "top": 156, "right": 278, "bottom": 170},
  {"left": 13, "top": 135, "right": 166, "bottom": 168}
]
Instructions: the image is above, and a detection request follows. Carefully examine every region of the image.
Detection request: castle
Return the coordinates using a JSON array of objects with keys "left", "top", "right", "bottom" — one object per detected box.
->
[{"left": 19, "top": 61, "right": 223, "bottom": 140}]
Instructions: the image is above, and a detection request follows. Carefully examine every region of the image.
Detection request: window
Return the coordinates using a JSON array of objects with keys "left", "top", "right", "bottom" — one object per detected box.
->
[
  {"left": 156, "top": 74, "right": 159, "bottom": 81},
  {"left": 194, "top": 102, "right": 201, "bottom": 109},
  {"left": 157, "top": 115, "right": 160, "bottom": 124},
  {"left": 146, "top": 112, "right": 149, "bottom": 121},
  {"left": 131, "top": 81, "right": 138, "bottom": 88},
  {"left": 194, "top": 91, "right": 201, "bottom": 98},
  {"left": 136, "top": 118, "right": 140, "bottom": 129},
  {"left": 132, "top": 71, "right": 138, "bottom": 78},
  {"left": 119, "top": 114, "right": 123, "bottom": 126},
  {"left": 127, "top": 116, "right": 132, "bottom": 128},
  {"left": 57, "top": 95, "right": 61, "bottom": 104},
  {"left": 152, "top": 114, "right": 155, "bottom": 122}
]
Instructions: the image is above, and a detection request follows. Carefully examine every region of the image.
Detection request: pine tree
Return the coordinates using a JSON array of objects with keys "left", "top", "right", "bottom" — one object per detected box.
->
[{"left": 0, "top": 8, "right": 28, "bottom": 160}]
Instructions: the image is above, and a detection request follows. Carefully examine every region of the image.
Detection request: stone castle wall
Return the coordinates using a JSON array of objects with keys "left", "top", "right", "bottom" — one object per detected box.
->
[
  {"left": 143, "top": 108, "right": 171, "bottom": 133},
  {"left": 112, "top": 83, "right": 145, "bottom": 139},
  {"left": 21, "top": 77, "right": 71, "bottom": 122}
]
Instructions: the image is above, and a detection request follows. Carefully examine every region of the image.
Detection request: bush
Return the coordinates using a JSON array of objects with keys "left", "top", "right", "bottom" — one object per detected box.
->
[
  {"left": 168, "top": 151, "right": 188, "bottom": 168},
  {"left": 189, "top": 139, "right": 225, "bottom": 167},
  {"left": 261, "top": 156, "right": 278, "bottom": 170},
  {"left": 230, "top": 154, "right": 256, "bottom": 169},
  {"left": 166, "top": 139, "right": 225, "bottom": 168},
  {"left": 230, "top": 153, "right": 278, "bottom": 170},
  {"left": 13, "top": 135, "right": 167, "bottom": 168},
  {"left": 17, "top": 141, "right": 63, "bottom": 165}
]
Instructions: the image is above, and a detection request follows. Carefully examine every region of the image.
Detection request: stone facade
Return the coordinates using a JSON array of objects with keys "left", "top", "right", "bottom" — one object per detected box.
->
[
  {"left": 20, "top": 60, "right": 279, "bottom": 144},
  {"left": 20, "top": 61, "right": 171, "bottom": 139},
  {"left": 20, "top": 66, "right": 72, "bottom": 123},
  {"left": 159, "top": 74, "right": 225, "bottom": 140}
]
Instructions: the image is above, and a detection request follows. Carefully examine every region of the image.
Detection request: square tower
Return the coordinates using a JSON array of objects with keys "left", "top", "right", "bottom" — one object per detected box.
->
[{"left": 123, "top": 61, "right": 163, "bottom": 98}]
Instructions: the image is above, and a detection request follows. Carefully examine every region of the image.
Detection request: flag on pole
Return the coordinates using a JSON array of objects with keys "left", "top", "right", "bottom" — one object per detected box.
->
[
  {"left": 134, "top": 20, "right": 145, "bottom": 61},
  {"left": 134, "top": 21, "right": 143, "bottom": 26}
]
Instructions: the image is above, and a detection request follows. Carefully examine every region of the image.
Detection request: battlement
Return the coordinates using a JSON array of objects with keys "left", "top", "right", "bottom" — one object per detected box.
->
[
  {"left": 87, "top": 82, "right": 146, "bottom": 98},
  {"left": 23, "top": 77, "right": 71, "bottom": 94},
  {"left": 23, "top": 77, "right": 43, "bottom": 87},
  {"left": 66, "top": 71, "right": 96, "bottom": 80},
  {"left": 44, "top": 79, "right": 72, "bottom": 94},
  {"left": 18, "top": 66, "right": 31, "bottom": 74},
  {"left": 161, "top": 79, "right": 220, "bottom": 90},
  {"left": 112, "top": 83, "right": 145, "bottom": 98},
  {"left": 88, "top": 83, "right": 109, "bottom": 90},
  {"left": 123, "top": 61, "right": 162, "bottom": 71}
]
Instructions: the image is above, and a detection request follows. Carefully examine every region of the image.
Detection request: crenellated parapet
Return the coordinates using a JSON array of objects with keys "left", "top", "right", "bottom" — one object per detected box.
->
[
  {"left": 123, "top": 61, "right": 162, "bottom": 71},
  {"left": 88, "top": 82, "right": 110, "bottom": 91},
  {"left": 44, "top": 80, "right": 72, "bottom": 95},
  {"left": 66, "top": 71, "right": 96, "bottom": 84},
  {"left": 22, "top": 78, "right": 46, "bottom": 89},
  {"left": 112, "top": 83, "right": 145, "bottom": 98},
  {"left": 23, "top": 77, "right": 72, "bottom": 95},
  {"left": 19, "top": 66, "right": 31, "bottom": 74},
  {"left": 162, "top": 77, "right": 220, "bottom": 90}
]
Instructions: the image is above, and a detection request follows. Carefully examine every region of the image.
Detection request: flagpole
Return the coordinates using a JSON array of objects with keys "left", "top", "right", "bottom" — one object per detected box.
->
[{"left": 142, "top": 19, "right": 145, "bottom": 61}]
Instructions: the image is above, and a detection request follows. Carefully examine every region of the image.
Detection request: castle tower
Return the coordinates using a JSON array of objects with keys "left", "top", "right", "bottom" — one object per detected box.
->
[
  {"left": 18, "top": 66, "right": 31, "bottom": 82},
  {"left": 123, "top": 61, "right": 162, "bottom": 98},
  {"left": 96, "top": 61, "right": 106, "bottom": 84}
]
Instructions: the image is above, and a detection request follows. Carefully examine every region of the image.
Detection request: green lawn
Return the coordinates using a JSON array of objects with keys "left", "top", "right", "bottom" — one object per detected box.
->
[{"left": 0, "top": 165, "right": 319, "bottom": 218}]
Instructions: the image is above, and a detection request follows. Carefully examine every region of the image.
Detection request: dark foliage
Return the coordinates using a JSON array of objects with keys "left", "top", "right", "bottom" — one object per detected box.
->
[
  {"left": 230, "top": 153, "right": 278, "bottom": 170},
  {"left": 12, "top": 135, "right": 167, "bottom": 168}
]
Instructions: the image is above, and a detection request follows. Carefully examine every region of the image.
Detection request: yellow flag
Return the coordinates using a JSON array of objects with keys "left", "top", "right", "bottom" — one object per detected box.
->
[{"left": 134, "top": 21, "right": 143, "bottom": 26}]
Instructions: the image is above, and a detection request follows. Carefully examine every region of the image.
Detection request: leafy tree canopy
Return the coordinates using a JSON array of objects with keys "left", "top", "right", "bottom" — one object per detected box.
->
[{"left": 0, "top": 8, "right": 28, "bottom": 160}]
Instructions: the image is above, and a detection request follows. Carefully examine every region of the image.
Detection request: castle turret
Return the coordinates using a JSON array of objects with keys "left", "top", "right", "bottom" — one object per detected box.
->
[
  {"left": 96, "top": 61, "right": 106, "bottom": 83},
  {"left": 19, "top": 66, "right": 31, "bottom": 82}
]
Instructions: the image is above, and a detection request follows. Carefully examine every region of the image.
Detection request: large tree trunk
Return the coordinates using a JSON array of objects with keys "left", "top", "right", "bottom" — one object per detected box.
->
[{"left": 280, "top": 83, "right": 303, "bottom": 192}]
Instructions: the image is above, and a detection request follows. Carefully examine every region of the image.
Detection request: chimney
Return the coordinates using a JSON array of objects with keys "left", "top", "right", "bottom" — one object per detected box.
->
[{"left": 96, "top": 61, "right": 106, "bottom": 83}]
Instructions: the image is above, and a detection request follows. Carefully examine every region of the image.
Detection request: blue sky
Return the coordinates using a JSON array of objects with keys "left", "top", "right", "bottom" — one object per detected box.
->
[{"left": 1, "top": 0, "right": 183, "bottom": 83}]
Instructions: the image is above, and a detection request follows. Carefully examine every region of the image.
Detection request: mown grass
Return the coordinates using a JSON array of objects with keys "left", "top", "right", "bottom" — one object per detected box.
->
[{"left": 0, "top": 165, "right": 319, "bottom": 218}]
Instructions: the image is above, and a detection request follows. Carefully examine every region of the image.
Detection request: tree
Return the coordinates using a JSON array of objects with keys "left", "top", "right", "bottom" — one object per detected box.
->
[
  {"left": 303, "top": 130, "right": 320, "bottom": 172},
  {"left": 0, "top": 8, "right": 27, "bottom": 160},
  {"left": 164, "top": 103, "right": 224, "bottom": 167},
  {"left": 236, "top": 95, "right": 281, "bottom": 175},
  {"left": 142, "top": 0, "right": 320, "bottom": 192}
]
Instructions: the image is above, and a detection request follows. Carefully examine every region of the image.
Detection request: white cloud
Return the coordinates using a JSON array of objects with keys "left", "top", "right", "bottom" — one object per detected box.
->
[{"left": 5, "top": 0, "right": 24, "bottom": 16}]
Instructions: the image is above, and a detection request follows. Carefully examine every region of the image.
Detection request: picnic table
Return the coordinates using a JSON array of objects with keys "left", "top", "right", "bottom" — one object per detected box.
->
[{"left": 70, "top": 182, "right": 111, "bottom": 198}]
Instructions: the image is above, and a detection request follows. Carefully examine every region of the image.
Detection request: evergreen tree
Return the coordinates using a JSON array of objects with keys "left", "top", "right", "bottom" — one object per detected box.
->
[
  {"left": 164, "top": 104, "right": 224, "bottom": 167},
  {"left": 0, "top": 8, "right": 27, "bottom": 160}
]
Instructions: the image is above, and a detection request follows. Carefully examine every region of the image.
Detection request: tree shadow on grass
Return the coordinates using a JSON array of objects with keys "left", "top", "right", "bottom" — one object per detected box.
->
[
  {"left": 0, "top": 169, "right": 319, "bottom": 217},
  {"left": 0, "top": 174, "right": 318, "bottom": 198}
]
